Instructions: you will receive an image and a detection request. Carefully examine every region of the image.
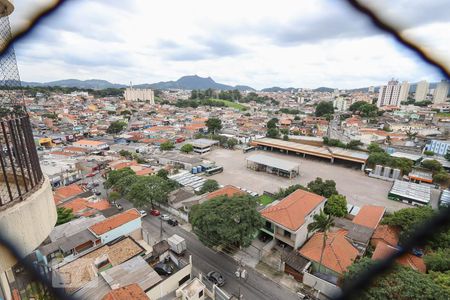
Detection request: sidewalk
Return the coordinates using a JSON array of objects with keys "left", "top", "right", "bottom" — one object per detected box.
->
[{"left": 254, "top": 261, "right": 303, "bottom": 294}]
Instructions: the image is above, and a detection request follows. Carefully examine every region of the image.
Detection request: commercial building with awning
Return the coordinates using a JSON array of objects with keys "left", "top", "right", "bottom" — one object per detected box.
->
[{"left": 246, "top": 153, "right": 300, "bottom": 178}]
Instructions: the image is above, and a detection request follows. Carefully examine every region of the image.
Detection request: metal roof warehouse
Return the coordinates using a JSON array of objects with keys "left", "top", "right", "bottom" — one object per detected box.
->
[
  {"left": 246, "top": 153, "right": 300, "bottom": 178},
  {"left": 388, "top": 180, "right": 431, "bottom": 206}
]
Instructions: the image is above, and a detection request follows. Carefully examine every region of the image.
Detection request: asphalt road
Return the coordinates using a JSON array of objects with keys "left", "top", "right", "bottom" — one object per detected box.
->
[{"left": 140, "top": 209, "right": 299, "bottom": 300}]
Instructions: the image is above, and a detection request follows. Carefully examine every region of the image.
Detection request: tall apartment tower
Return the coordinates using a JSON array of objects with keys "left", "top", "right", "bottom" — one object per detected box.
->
[
  {"left": 414, "top": 80, "right": 429, "bottom": 101},
  {"left": 377, "top": 79, "right": 401, "bottom": 107},
  {"left": 398, "top": 81, "right": 410, "bottom": 102},
  {"left": 124, "top": 83, "right": 155, "bottom": 104},
  {"left": 433, "top": 80, "right": 450, "bottom": 104}
]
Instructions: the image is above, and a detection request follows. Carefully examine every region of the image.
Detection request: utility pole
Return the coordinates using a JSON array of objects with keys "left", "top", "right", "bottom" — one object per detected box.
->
[
  {"left": 159, "top": 217, "right": 163, "bottom": 241},
  {"left": 235, "top": 259, "right": 248, "bottom": 299}
]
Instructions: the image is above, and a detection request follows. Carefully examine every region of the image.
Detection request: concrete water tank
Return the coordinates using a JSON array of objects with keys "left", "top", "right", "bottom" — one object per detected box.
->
[
  {"left": 392, "top": 169, "right": 401, "bottom": 179},
  {"left": 374, "top": 165, "right": 382, "bottom": 176},
  {"left": 383, "top": 167, "right": 391, "bottom": 178}
]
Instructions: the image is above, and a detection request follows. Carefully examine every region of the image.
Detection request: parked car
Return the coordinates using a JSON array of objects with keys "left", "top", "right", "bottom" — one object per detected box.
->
[
  {"left": 94, "top": 190, "right": 102, "bottom": 196},
  {"left": 92, "top": 182, "right": 100, "bottom": 187},
  {"left": 154, "top": 262, "right": 173, "bottom": 275},
  {"left": 150, "top": 209, "right": 160, "bottom": 216},
  {"left": 139, "top": 210, "right": 148, "bottom": 217},
  {"left": 168, "top": 218, "right": 178, "bottom": 226},
  {"left": 207, "top": 271, "right": 225, "bottom": 287},
  {"left": 160, "top": 214, "right": 170, "bottom": 221},
  {"left": 115, "top": 203, "right": 123, "bottom": 211},
  {"left": 85, "top": 173, "right": 96, "bottom": 178}
]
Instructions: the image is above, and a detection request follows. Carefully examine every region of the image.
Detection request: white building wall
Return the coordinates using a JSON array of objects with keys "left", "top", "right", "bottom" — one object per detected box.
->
[
  {"left": 433, "top": 80, "right": 450, "bottom": 104},
  {"left": 124, "top": 88, "right": 155, "bottom": 104},
  {"left": 415, "top": 80, "right": 429, "bottom": 101},
  {"left": 146, "top": 263, "right": 192, "bottom": 299}
]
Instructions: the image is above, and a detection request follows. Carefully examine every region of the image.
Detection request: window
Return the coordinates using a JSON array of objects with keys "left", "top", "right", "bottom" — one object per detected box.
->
[
  {"left": 178, "top": 274, "right": 190, "bottom": 286},
  {"left": 284, "top": 230, "right": 291, "bottom": 238},
  {"left": 199, "top": 290, "right": 204, "bottom": 298}
]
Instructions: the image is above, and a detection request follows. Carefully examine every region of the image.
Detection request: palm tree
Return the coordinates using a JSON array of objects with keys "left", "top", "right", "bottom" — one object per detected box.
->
[{"left": 307, "top": 210, "right": 334, "bottom": 273}]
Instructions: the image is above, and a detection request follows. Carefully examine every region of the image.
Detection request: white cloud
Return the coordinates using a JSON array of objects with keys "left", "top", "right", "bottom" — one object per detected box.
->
[{"left": 8, "top": 0, "right": 450, "bottom": 89}]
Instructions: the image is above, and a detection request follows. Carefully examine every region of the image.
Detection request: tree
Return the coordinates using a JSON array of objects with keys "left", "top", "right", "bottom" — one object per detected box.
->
[
  {"left": 108, "top": 191, "right": 121, "bottom": 203},
  {"left": 190, "top": 194, "right": 264, "bottom": 248},
  {"left": 199, "top": 179, "right": 219, "bottom": 194},
  {"left": 349, "top": 101, "right": 367, "bottom": 113},
  {"left": 56, "top": 207, "right": 74, "bottom": 225},
  {"left": 307, "top": 177, "right": 338, "bottom": 198},
  {"left": 433, "top": 171, "right": 450, "bottom": 186},
  {"left": 266, "top": 127, "right": 280, "bottom": 139},
  {"left": 105, "top": 167, "right": 135, "bottom": 189},
  {"left": 344, "top": 258, "right": 450, "bottom": 300},
  {"left": 359, "top": 103, "right": 379, "bottom": 118},
  {"left": 444, "top": 152, "right": 450, "bottom": 162},
  {"left": 180, "top": 143, "right": 194, "bottom": 153},
  {"left": 422, "top": 159, "right": 443, "bottom": 173},
  {"left": 160, "top": 141, "right": 175, "bottom": 151},
  {"left": 157, "top": 169, "right": 169, "bottom": 179},
  {"left": 107, "top": 121, "right": 127, "bottom": 134},
  {"left": 226, "top": 138, "right": 238, "bottom": 149},
  {"left": 206, "top": 118, "right": 222, "bottom": 134},
  {"left": 126, "top": 176, "right": 171, "bottom": 208},
  {"left": 274, "top": 184, "right": 309, "bottom": 199},
  {"left": 390, "top": 157, "right": 413, "bottom": 175},
  {"left": 307, "top": 211, "right": 334, "bottom": 273},
  {"left": 346, "top": 140, "right": 363, "bottom": 150},
  {"left": 283, "top": 134, "right": 289, "bottom": 141},
  {"left": 367, "top": 142, "right": 384, "bottom": 153},
  {"left": 119, "top": 149, "right": 133, "bottom": 159},
  {"left": 424, "top": 248, "right": 450, "bottom": 272},
  {"left": 325, "top": 194, "right": 347, "bottom": 217},
  {"left": 114, "top": 174, "right": 139, "bottom": 196},
  {"left": 267, "top": 118, "right": 278, "bottom": 129},
  {"left": 429, "top": 271, "right": 450, "bottom": 295},
  {"left": 315, "top": 101, "right": 334, "bottom": 117},
  {"left": 424, "top": 150, "right": 435, "bottom": 156}
]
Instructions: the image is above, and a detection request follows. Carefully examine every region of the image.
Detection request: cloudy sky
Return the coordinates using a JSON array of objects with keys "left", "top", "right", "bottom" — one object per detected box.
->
[{"left": 9, "top": 0, "right": 450, "bottom": 89}]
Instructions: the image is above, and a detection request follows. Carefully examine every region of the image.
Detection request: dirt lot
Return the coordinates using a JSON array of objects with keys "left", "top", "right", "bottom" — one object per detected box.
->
[{"left": 204, "top": 148, "right": 410, "bottom": 212}]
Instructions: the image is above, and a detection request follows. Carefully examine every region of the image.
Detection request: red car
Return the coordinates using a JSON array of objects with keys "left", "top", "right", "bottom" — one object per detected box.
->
[
  {"left": 85, "top": 173, "right": 96, "bottom": 178},
  {"left": 150, "top": 209, "right": 160, "bottom": 216}
]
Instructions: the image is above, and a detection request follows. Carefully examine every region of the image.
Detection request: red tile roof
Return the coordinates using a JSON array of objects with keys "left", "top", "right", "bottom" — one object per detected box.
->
[
  {"left": 352, "top": 205, "right": 385, "bottom": 229},
  {"left": 261, "top": 189, "right": 325, "bottom": 231},
  {"left": 102, "top": 284, "right": 149, "bottom": 300},
  {"left": 371, "top": 225, "right": 400, "bottom": 247},
  {"left": 299, "top": 230, "right": 359, "bottom": 274},
  {"left": 372, "top": 242, "right": 426, "bottom": 273},
  {"left": 89, "top": 209, "right": 141, "bottom": 235},
  {"left": 207, "top": 185, "right": 244, "bottom": 200},
  {"left": 53, "top": 184, "right": 85, "bottom": 205}
]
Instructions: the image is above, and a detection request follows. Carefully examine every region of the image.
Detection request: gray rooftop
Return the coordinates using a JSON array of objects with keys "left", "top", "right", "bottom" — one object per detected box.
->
[
  {"left": 389, "top": 180, "right": 431, "bottom": 204},
  {"left": 391, "top": 152, "right": 423, "bottom": 162},
  {"left": 49, "top": 215, "right": 106, "bottom": 242},
  {"left": 246, "top": 153, "right": 300, "bottom": 172},
  {"left": 192, "top": 138, "right": 219, "bottom": 147}
]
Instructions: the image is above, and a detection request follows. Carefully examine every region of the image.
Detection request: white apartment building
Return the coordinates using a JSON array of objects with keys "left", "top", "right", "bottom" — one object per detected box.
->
[
  {"left": 377, "top": 79, "right": 401, "bottom": 107},
  {"left": 398, "top": 81, "right": 410, "bottom": 102},
  {"left": 124, "top": 87, "right": 155, "bottom": 104},
  {"left": 415, "top": 80, "right": 429, "bottom": 101},
  {"left": 333, "top": 97, "right": 348, "bottom": 112},
  {"left": 433, "top": 80, "right": 450, "bottom": 104}
]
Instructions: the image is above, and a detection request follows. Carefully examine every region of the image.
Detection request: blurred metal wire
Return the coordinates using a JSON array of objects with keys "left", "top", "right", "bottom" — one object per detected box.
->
[{"left": 0, "top": 0, "right": 448, "bottom": 300}]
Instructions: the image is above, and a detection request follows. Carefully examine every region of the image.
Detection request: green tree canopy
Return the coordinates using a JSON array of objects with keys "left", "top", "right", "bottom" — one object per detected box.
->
[
  {"left": 114, "top": 174, "right": 139, "bottom": 196},
  {"left": 190, "top": 194, "right": 264, "bottom": 248},
  {"left": 307, "top": 177, "right": 338, "bottom": 198},
  {"left": 367, "top": 142, "right": 384, "bottom": 153},
  {"left": 160, "top": 141, "right": 175, "bottom": 151},
  {"left": 199, "top": 179, "right": 219, "bottom": 194},
  {"left": 126, "top": 176, "right": 172, "bottom": 208},
  {"left": 156, "top": 169, "right": 169, "bottom": 179},
  {"left": 424, "top": 248, "right": 450, "bottom": 272},
  {"left": 307, "top": 211, "right": 334, "bottom": 273},
  {"left": 324, "top": 194, "right": 348, "bottom": 217},
  {"left": 107, "top": 121, "right": 127, "bottom": 134},
  {"left": 433, "top": 171, "right": 450, "bottom": 185},
  {"left": 105, "top": 167, "right": 135, "bottom": 189},
  {"left": 267, "top": 118, "right": 278, "bottom": 129},
  {"left": 344, "top": 258, "right": 450, "bottom": 300},
  {"left": 108, "top": 191, "right": 121, "bottom": 202},
  {"left": 346, "top": 140, "right": 363, "bottom": 150},
  {"left": 206, "top": 117, "right": 222, "bottom": 134},
  {"left": 422, "top": 159, "right": 443, "bottom": 173},
  {"left": 56, "top": 207, "right": 75, "bottom": 225},
  {"left": 266, "top": 127, "right": 280, "bottom": 139},
  {"left": 315, "top": 101, "right": 334, "bottom": 117},
  {"left": 274, "top": 184, "right": 309, "bottom": 199},
  {"left": 226, "top": 138, "right": 238, "bottom": 149},
  {"left": 180, "top": 143, "right": 194, "bottom": 153}
]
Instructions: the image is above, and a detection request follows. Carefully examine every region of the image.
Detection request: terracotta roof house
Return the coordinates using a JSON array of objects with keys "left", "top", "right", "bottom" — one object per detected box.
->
[
  {"left": 372, "top": 242, "right": 426, "bottom": 273},
  {"left": 207, "top": 185, "right": 244, "bottom": 200},
  {"left": 102, "top": 284, "right": 149, "bottom": 300},
  {"left": 53, "top": 183, "right": 85, "bottom": 205},
  {"left": 89, "top": 209, "right": 142, "bottom": 244},
  {"left": 371, "top": 225, "right": 400, "bottom": 247},
  {"left": 352, "top": 205, "right": 386, "bottom": 230},
  {"left": 260, "top": 189, "right": 326, "bottom": 249},
  {"left": 299, "top": 230, "right": 359, "bottom": 276}
]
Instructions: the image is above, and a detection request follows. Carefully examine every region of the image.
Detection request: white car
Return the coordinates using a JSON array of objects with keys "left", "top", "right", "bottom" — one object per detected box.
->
[
  {"left": 139, "top": 210, "right": 148, "bottom": 217},
  {"left": 160, "top": 214, "right": 170, "bottom": 221}
]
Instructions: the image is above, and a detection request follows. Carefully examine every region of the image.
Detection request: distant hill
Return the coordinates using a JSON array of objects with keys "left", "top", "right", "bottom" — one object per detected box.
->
[
  {"left": 261, "top": 87, "right": 298, "bottom": 93},
  {"left": 22, "top": 79, "right": 126, "bottom": 89},
  {"left": 313, "top": 87, "right": 335, "bottom": 93}
]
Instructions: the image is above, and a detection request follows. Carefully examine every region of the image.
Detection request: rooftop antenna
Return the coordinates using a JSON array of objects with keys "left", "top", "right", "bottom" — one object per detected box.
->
[{"left": 0, "top": 0, "right": 24, "bottom": 111}]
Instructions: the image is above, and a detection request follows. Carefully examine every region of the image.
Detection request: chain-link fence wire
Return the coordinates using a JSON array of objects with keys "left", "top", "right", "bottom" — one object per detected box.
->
[{"left": 0, "top": 0, "right": 448, "bottom": 299}]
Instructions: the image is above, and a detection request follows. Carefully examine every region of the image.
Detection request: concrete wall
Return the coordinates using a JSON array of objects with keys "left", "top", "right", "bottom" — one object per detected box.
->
[
  {"left": 146, "top": 263, "right": 192, "bottom": 299},
  {"left": 0, "top": 177, "right": 57, "bottom": 272},
  {"left": 98, "top": 218, "right": 142, "bottom": 244},
  {"left": 294, "top": 201, "right": 326, "bottom": 248},
  {"left": 303, "top": 272, "right": 341, "bottom": 299}
]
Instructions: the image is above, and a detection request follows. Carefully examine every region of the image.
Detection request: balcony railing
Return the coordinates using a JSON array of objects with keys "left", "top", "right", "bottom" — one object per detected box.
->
[{"left": 0, "top": 113, "right": 43, "bottom": 209}]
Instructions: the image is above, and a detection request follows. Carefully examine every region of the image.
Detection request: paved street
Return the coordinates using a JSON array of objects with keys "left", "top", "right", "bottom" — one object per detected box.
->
[{"left": 141, "top": 213, "right": 300, "bottom": 300}]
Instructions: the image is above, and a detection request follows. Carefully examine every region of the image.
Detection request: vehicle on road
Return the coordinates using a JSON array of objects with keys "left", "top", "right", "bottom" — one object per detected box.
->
[
  {"left": 94, "top": 190, "right": 102, "bottom": 196},
  {"left": 160, "top": 214, "right": 170, "bottom": 221},
  {"left": 205, "top": 166, "right": 223, "bottom": 176},
  {"left": 168, "top": 218, "right": 179, "bottom": 226},
  {"left": 115, "top": 203, "right": 123, "bottom": 211},
  {"left": 207, "top": 271, "right": 225, "bottom": 287},
  {"left": 168, "top": 234, "right": 186, "bottom": 255},
  {"left": 139, "top": 210, "right": 148, "bottom": 217},
  {"left": 85, "top": 173, "right": 96, "bottom": 178},
  {"left": 150, "top": 209, "right": 160, "bottom": 216},
  {"left": 154, "top": 262, "right": 173, "bottom": 275}
]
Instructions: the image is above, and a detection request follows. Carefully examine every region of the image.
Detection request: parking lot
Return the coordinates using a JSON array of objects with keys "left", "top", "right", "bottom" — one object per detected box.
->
[{"left": 205, "top": 148, "right": 410, "bottom": 212}]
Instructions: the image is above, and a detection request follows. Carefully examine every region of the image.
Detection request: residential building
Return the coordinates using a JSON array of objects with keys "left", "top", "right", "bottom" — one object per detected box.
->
[
  {"left": 414, "top": 80, "right": 429, "bottom": 101},
  {"left": 124, "top": 87, "right": 155, "bottom": 104},
  {"left": 398, "top": 81, "right": 410, "bottom": 103},
  {"left": 73, "top": 139, "right": 110, "bottom": 151},
  {"left": 377, "top": 79, "right": 401, "bottom": 107},
  {"left": 433, "top": 80, "right": 450, "bottom": 104},
  {"left": 260, "top": 189, "right": 326, "bottom": 249},
  {"left": 333, "top": 97, "right": 347, "bottom": 112},
  {"left": 426, "top": 139, "right": 450, "bottom": 156}
]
